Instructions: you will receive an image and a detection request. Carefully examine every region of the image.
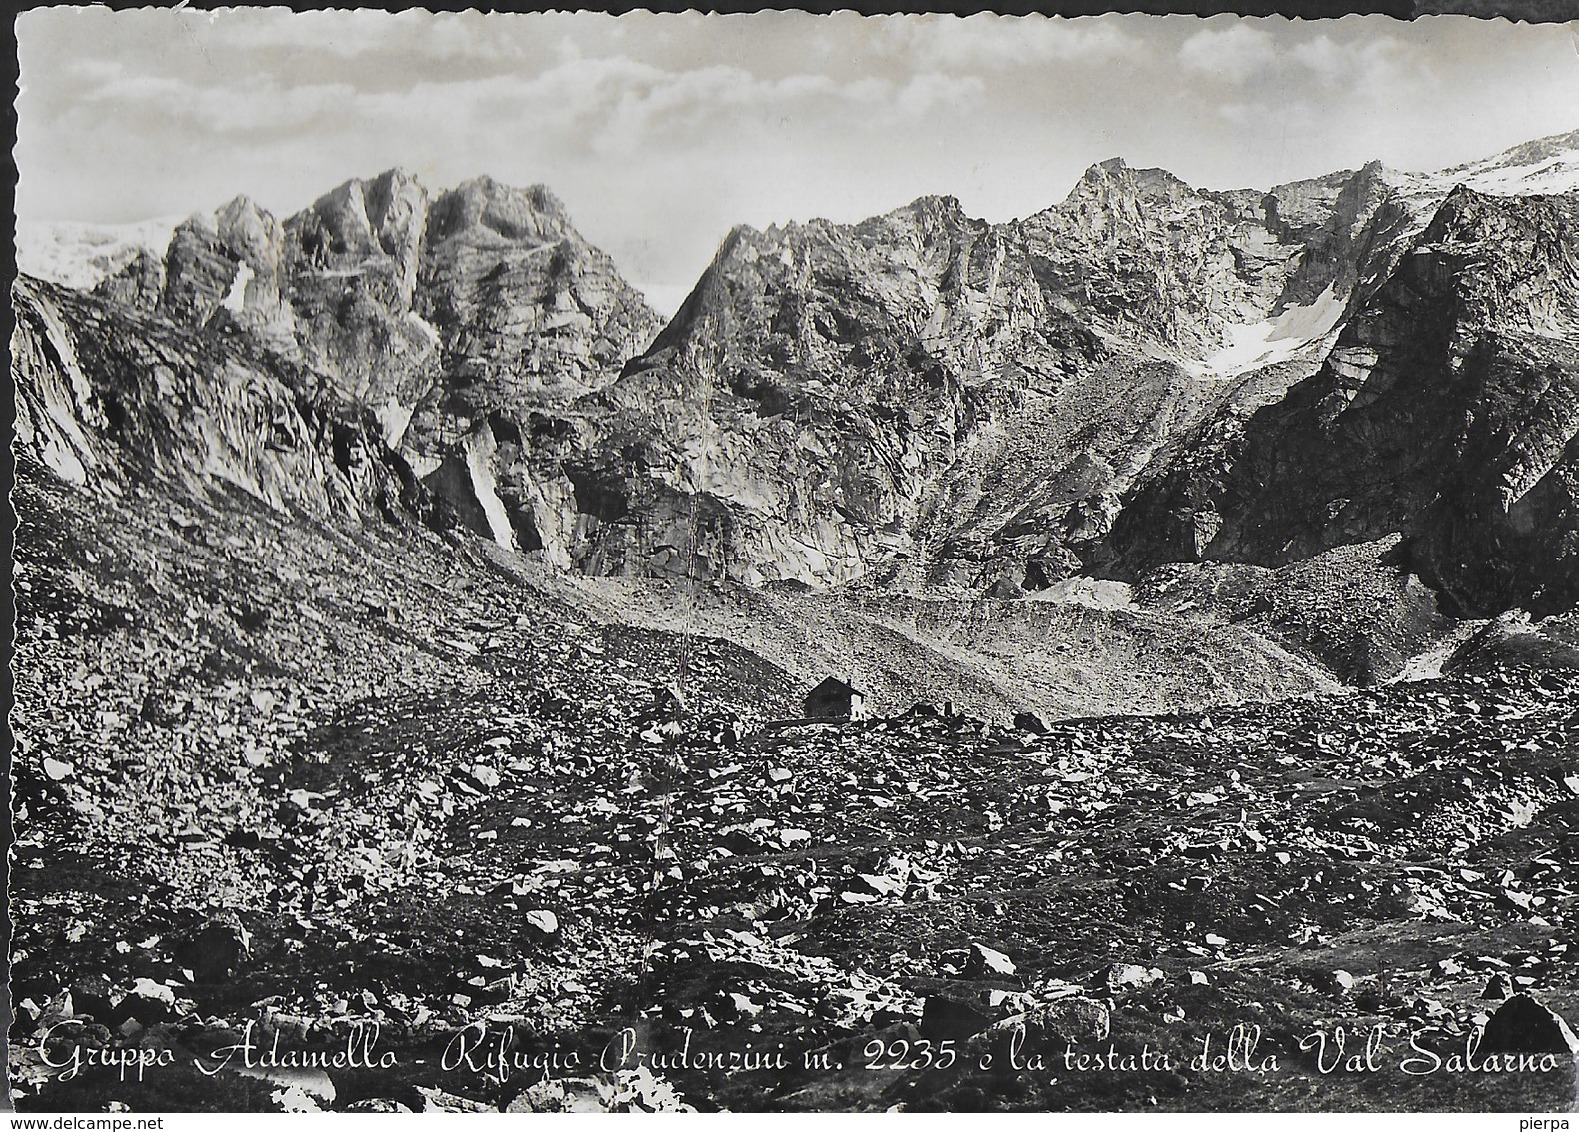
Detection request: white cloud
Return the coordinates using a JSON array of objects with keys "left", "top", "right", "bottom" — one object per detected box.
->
[
  {"left": 889, "top": 13, "right": 1140, "bottom": 72},
  {"left": 193, "top": 7, "right": 545, "bottom": 64},
  {"left": 80, "top": 74, "right": 358, "bottom": 135},
  {"left": 1177, "top": 21, "right": 1279, "bottom": 84},
  {"left": 1179, "top": 20, "right": 1419, "bottom": 97},
  {"left": 897, "top": 72, "right": 986, "bottom": 115},
  {"left": 1288, "top": 33, "right": 1414, "bottom": 92},
  {"left": 332, "top": 54, "right": 986, "bottom": 161}
]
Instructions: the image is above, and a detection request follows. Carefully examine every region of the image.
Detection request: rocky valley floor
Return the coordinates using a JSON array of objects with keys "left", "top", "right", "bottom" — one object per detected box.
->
[{"left": 8, "top": 465, "right": 1579, "bottom": 1112}]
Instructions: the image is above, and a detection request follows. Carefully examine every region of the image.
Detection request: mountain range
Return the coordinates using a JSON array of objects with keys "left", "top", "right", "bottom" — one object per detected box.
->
[
  {"left": 15, "top": 124, "right": 1579, "bottom": 1116},
  {"left": 14, "top": 130, "right": 1579, "bottom": 635}
]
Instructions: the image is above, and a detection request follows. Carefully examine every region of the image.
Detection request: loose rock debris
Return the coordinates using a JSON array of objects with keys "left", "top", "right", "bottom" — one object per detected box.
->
[{"left": 8, "top": 469, "right": 1579, "bottom": 1112}]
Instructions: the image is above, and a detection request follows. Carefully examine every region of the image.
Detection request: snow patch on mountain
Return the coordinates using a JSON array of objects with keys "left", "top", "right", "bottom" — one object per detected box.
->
[
  {"left": 16, "top": 217, "right": 183, "bottom": 291},
  {"left": 462, "top": 425, "right": 516, "bottom": 552},
  {"left": 1190, "top": 282, "right": 1347, "bottom": 378},
  {"left": 374, "top": 401, "right": 416, "bottom": 449},
  {"left": 1376, "top": 132, "right": 1579, "bottom": 232},
  {"left": 221, "top": 261, "right": 254, "bottom": 313},
  {"left": 1461, "top": 152, "right": 1579, "bottom": 196},
  {"left": 1442, "top": 129, "right": 1579, "bottom": 197}
]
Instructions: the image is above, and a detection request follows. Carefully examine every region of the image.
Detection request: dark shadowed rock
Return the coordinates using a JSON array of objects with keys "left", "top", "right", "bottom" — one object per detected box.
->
[
  {"left": 1013, "top": 711, "right": 1052, "bottom": 734},
  {"left": 919, "top": 994, "right": 994, "bottom": 1040},
  {"left": 1480, "top": 994, "right": 1579, "bottom": 1059},
  {"left": 1482, "top": 972, "right": 1514, "bottom": 1001},
  {"left": 172, "top": 912, "right": 254, "bottom": 983},
  {"left": 1107, "top": 188, "right": 1579, "bottom": 618},
  {"left": 116, "top": 978, "right": 177, "bottom": 1025},
  {"left": 68, "top": 975, "right": 117, "bottom": 1024}
]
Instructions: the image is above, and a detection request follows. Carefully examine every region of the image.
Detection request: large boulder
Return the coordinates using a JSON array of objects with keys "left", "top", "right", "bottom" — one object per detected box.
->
[
  {"left": 171, "top": 911, "right": 253, "bottom": 982},
  {"left": 1480, "top": 994, "right": 1579, "bottom": 1060}
]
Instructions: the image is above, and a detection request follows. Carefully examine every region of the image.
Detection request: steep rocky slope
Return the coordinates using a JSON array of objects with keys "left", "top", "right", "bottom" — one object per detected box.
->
[
  {"left": 1104, "top": 187, "right": 1579, "bottom": 617},
  {"left": 12, "top": 275, "right": 418, "bottom": 523},
  {"left": 517, "top": 139, "right": 1575, "bottom": 599},
  {"left": 84, "top": 169, "right": 664, "bottom": 553}
]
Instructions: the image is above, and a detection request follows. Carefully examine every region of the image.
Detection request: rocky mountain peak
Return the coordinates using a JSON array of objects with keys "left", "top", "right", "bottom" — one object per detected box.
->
[
  {"left": 1076, "top": 155, "right": 1132, "bottom": 183},
  {"left": 1354, "top": 157, "right": 1387, "bottom": 181},
  {"left": 855, "top": 194, "right": 985, "bottom": 254},
  {"left": 719, "top": 222, "right": 765, "bottom": 251},
  {"left": 287, "top": 172, "right": 430, "bottom": 304},
  {"left": 263, "top": 171, "right": 438, "bottom": 409},
  {"left": 154, "top": 194, "right": 289, "bottom": 328},
  {"left": 209, "top": 194, "right": 282, "bottom": 256},
  {"left": 1065, "top": 158, "right": 1193, "bottom": 209},
  {"left": 360, "top": 167, "right": 429, "bottom": 250},
  {"left": 426, "top": 176, "right": 571, "bottom": 248},
  {"left": 365, "top": 164, "right": 422, "bottom": 195},
  {"left": 75, "top": 164, "right": 663, "bottom": 466},
  {"left": 1416, "top": 185, "right": 1579, "bottom": 338},
  {"left": 888, "top": 192, "right": 969, "bottom": 224}
]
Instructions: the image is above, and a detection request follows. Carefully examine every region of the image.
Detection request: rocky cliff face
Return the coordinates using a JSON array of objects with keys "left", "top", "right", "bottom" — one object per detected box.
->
[
  {"left": 1006, "top": 157, "right": 1424, "bottom": 373},
  {"left": 420, "top": 177, "right": 660, "bottom": 398},
  {"left": 1105, "top": 187, "right": 1579, "bottom": 617},
  {"left": 12, "top": 275, "right": 419, "bottom": 523},
  {"left": 522, "top": 155, "right": 1455, "bottom": 591},
  {"left": 277, "top": 169, "right": 437, "bottom": 416},
  {"left": 97, "top": 173, "right": 441, "bottom": 417},
  {"left": 83, "top": 169, "right": 663, "bottom": 551},
  {"left": 575, "top": 196, "right": 1096, "bottom": 587}
]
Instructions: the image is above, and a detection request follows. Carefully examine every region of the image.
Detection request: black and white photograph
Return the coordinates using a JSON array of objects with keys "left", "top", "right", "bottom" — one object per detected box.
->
[{"left": 8, "top": 3, "right": 1579, "bottom": 1114}]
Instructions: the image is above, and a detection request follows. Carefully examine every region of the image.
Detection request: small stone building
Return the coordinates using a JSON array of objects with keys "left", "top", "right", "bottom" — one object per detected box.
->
[{"left": 803, "top": 676, "right": 869, "bottom": 722}]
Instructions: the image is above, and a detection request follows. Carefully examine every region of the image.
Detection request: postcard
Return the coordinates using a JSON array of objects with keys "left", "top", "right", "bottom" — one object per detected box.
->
[{"left": 9, "top": 3, "right": 1579, "bottom": 1116}]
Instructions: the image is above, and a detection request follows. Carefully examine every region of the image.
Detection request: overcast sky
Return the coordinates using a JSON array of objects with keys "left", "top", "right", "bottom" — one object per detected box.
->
[{"left": 16, "top": 9, "right": 1579, "bottom": 314}]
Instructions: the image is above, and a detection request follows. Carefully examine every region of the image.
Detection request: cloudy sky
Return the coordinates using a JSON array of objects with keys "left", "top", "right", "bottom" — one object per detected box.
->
[{"left": 16, "top": 9, "right": 1579, "bottom": 313}]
